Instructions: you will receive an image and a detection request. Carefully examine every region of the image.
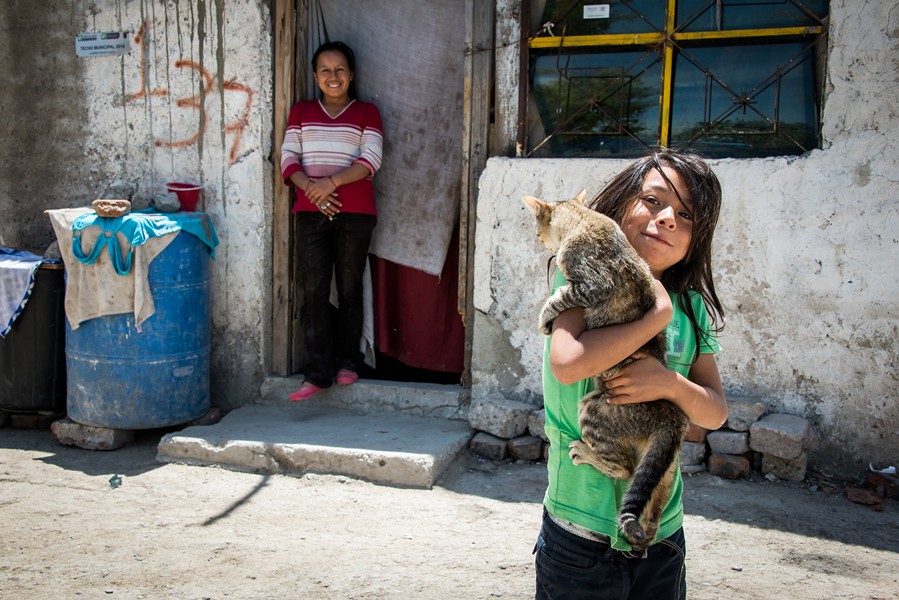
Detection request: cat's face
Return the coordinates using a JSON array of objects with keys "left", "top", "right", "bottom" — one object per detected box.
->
[
  {"left": 522, "top": 190, "right": 588, "bottom": 252},
  {"left": 522, "top": 195, "right": 559, "bottom": 251}
]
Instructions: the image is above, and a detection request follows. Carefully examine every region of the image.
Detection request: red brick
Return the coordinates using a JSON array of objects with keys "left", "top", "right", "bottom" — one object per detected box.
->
[
  {"left": 470, "top": 431, "right": 508, "bottom": 461},
  {"left": 762, "top": 452, "right": 807, "bottom": 482},
  {"left": 507, "top": 435, "right": 543, "bottom": 461},
  {"left": 685, "top": 422, "right": 708, "bottom": 443},
  {"left": 708, "top": 453, "right": 751, "bottom": 480}
]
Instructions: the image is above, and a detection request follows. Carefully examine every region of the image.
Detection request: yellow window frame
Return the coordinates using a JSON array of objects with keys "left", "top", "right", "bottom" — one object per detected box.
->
[{"left": 527, "top": 0, "right": 826, "bottom": 148}]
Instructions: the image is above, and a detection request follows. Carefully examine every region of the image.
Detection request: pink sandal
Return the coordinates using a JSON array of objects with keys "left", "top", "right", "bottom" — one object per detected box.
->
[
  {"left": 289, "top": 382, "right": 324, "bottom": 402},
  {"left": 336, "top": 369, "right": 358, "bottom": 386}
]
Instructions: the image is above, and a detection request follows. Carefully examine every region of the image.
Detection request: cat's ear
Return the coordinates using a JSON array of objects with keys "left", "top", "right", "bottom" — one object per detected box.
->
[
  {"left": 573, "top": 189, "right": 589, "bottom": 205},
  {"left": 522, "top": 195, "right": 546, "bottom": 216}
]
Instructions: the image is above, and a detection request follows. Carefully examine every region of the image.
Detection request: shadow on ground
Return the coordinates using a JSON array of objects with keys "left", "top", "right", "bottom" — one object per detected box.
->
[
  {"left": 438, "top": 451, "right": 899, "bottom": 555},
  {"left": 0, "top": 427, "right": 167, "bottom": 478},
  {"left": 4, "top": 426, "right": 897, "bottom": 556},
  {"left": 436, "top": 453, "right": 549, "bottom": 504},
  {"left": 682, "top": 471, "right": 899, "bottom": 553}
]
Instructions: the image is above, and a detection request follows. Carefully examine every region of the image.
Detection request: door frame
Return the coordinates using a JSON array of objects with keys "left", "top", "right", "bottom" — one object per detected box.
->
[{"left": 270, "top": 0, "right": 494, "bottom": 386}]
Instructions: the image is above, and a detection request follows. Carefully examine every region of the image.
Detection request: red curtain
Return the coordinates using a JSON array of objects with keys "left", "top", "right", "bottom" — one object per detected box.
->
[{"left": 371, "top": 227, "right": 464, "bottom": 374}]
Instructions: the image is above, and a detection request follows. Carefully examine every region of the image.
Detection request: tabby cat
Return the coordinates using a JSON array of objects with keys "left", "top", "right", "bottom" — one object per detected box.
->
[{"left": 523, "top": 190, "right": 688, "bottom": 554}]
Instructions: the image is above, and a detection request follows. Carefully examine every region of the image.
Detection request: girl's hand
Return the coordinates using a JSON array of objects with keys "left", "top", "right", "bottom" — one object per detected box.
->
[
  {"left": 302, "top": 163, "right": 369, "bottom": 211},
  {"left": 603, "top": 351, "right": 729, "bottom": 430},
  {"left": 602, "top": 353, "right": 676, "bottom": 405}
]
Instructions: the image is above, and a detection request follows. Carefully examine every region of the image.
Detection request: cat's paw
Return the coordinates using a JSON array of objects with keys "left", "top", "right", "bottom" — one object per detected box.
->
[
  {"left": 538, "top": 318, "right": 555, "bottom": 336},
  {"left": 569, "top": 440, "right": 631, "bottom": 479},
  {"left": 568, "top": 440, "right": 584, "bottom": 463},
  {"left": 603, "top": 464, "right": 633, "bottom": 480},
  {"left": 568, "top": 440, "right": 590, "bottom": 465},
  {"left": 538, "top": 289, "right": 570, "bottom": 334},
  {"left": 538, "top": 306, "right": 558, "bottom": 335}
]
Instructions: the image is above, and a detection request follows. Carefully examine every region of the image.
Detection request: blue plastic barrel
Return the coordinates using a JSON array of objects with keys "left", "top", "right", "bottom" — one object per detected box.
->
[{"left": 65, "top": 231, "right": 211, "bottom": 429}]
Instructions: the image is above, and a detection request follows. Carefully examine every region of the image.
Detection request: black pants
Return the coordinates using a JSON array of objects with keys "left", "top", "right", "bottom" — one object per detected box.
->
[
  {"left": 534, "top": 509, "right": 686, "bottom": 600},
  {"left": 297, "top": 212, "right": 376, "bottom": 388}
]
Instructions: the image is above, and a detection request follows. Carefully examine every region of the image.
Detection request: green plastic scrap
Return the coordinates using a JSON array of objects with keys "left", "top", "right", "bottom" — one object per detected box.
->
[{"left": 108, "top": 474, "right": 123, "bottom": 489}]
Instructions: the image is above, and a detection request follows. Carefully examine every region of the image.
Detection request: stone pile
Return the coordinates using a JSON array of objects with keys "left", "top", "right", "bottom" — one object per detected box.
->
[
  {"left": 468, "top": 395, "right": 815, "bottom": 482},
  {"left": 680, "top": 397, "right": 814, "bottom": 481},
  {"left": 468, "top": 396, "right": 548, "bottom": 462}
]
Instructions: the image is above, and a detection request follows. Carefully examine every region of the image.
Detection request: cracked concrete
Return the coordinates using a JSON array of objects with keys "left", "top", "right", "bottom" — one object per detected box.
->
[{"left": 157, "top": 379, "right": 474, "bottom": 488}]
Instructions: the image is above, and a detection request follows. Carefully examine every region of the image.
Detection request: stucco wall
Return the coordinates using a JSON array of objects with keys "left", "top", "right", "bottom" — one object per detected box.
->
[
  {"left": 0, "top": 1, "right": 273, "bottom": 409},
  {"left": 0, "top": 4, "right": 96, "bottom": 250},
  {"left": 472, "top": 0, "right": 899, "bottom": 476}
]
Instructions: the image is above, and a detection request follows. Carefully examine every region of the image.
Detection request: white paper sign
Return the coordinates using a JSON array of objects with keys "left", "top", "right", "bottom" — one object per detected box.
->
[
  {"left": 583, "top": 4, "right": 611, "bottom": 19},
  {"left": 75, "top": 32, "right": 130, "bottom": 57}
]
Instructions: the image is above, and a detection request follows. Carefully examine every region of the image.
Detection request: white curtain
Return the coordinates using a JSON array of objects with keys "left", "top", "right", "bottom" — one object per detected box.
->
[{"left": 312, "top": 0, "right": 465, "bottom": 276}]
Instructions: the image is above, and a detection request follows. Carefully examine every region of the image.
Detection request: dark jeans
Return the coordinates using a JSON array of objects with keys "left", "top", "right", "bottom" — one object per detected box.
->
[
  {"left": 297, "top": 212, "right": 376, "bottom": 388},
  {"left": 534, "top": 509, "right": 686, "bottom": 600}
]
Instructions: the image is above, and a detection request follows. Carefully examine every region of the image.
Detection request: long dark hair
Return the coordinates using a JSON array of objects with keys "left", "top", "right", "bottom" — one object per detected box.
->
[
  {"left": 589, "top": 148, "right": 725, "bottom": 356},
  {"left": 312, "top": 41, "right": 357, "bottom": 99}
]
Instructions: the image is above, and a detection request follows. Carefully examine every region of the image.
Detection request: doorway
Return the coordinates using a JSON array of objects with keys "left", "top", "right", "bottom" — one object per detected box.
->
[{"left": 272, "top": 0, "right": 486, "bottom": 386}]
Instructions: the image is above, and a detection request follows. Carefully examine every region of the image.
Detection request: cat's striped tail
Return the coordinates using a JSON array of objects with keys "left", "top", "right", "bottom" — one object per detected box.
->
[{"left": 617, "top": 426, "right": 684, "bottom": 552}]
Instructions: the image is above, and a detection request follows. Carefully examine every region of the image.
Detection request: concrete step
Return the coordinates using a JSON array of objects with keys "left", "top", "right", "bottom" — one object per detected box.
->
[
  {"left": 259, "top": 376, "right": 470, "bottom": 420},
  {"left": 157, "top": 400, "right": 474, "bottom": 489}
]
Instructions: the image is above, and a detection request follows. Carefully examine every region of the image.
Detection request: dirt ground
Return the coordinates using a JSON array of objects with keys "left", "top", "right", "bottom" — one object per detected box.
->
[{"left": 0, "top": 427, "right": 897, "bottom": 600}]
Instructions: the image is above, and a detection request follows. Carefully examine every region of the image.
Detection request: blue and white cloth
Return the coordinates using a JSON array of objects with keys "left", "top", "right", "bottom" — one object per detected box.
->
[
  {"left": 47, "top": 208, "right": 221, "bottom": 330},
  {"left": 71, "top": 210, "right": 219, "bottom": 275},
  {"left": 0, "top": 248, "right": 62, "bottom": 338}
]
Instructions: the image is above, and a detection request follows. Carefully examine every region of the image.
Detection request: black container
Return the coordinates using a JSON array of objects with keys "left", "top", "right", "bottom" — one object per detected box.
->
[{"left": 0, "top": 263, "right": 66, "bottom": 413}]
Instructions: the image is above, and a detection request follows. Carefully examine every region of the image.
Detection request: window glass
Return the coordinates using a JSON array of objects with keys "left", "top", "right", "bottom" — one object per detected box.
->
[
  {"left": 536, "top": 0, "right": 665, "bottom": 36},
  {"left": 525, "top": 0, "right": 828, "bottom": 158},
  {"left": 530, "top": 50, "right": 661, "bottom": 157},
  {"left": 669, "top": 43, "right": 818, "bottom": 157},
  {"left": 676, "top": 0, "right": 829, "bottom": 32}
]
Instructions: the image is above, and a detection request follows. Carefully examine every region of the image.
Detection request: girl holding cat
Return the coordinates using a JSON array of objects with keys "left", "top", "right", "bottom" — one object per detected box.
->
[{"left": 535, "top": 149, "right": 728, "bottom": 599}]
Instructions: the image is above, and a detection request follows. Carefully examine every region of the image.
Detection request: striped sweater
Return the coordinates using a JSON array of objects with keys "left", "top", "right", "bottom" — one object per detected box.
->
[{"left": 281, "top": 99, "right": 383, "bottom": 214}]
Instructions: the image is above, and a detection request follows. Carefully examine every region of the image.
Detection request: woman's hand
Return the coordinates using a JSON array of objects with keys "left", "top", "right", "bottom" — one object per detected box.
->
[{"left": 305, "top": 178, "right": 342, "bottom": 216}]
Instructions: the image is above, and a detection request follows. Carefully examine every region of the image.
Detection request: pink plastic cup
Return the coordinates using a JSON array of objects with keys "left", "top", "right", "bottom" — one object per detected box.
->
[{"left": 166, "top": 182, "right": 204, "bottom": 212}]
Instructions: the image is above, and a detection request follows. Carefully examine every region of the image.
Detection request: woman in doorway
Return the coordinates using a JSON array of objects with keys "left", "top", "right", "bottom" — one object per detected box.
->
[{"left": 280, "top": 41, "right": 383, "bottom": 401}]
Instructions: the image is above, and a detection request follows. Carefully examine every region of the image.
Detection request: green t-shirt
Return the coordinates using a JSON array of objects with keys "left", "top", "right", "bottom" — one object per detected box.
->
[{"left": 542, "top": 270, "right": 720, "bottom": 550}]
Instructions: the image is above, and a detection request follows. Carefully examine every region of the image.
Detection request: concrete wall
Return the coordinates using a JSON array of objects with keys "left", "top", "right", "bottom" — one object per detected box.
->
[
  {"left": 0, "top": 4, "right": 96, "bottom": 250},
  {"left": 472, "top": 0, "right": 899, "bottom": 476},
  {"left": 2, "top": 1, "right": 896, "bottom": 474},
  {"left": 0, "top": 1, "right": 273, "bottom": 409}
]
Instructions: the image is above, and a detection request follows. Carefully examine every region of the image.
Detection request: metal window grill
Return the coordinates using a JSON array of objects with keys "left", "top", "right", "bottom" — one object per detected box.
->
[{"left": 526, "top": 0, "right": 828, "bottom": 157}]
